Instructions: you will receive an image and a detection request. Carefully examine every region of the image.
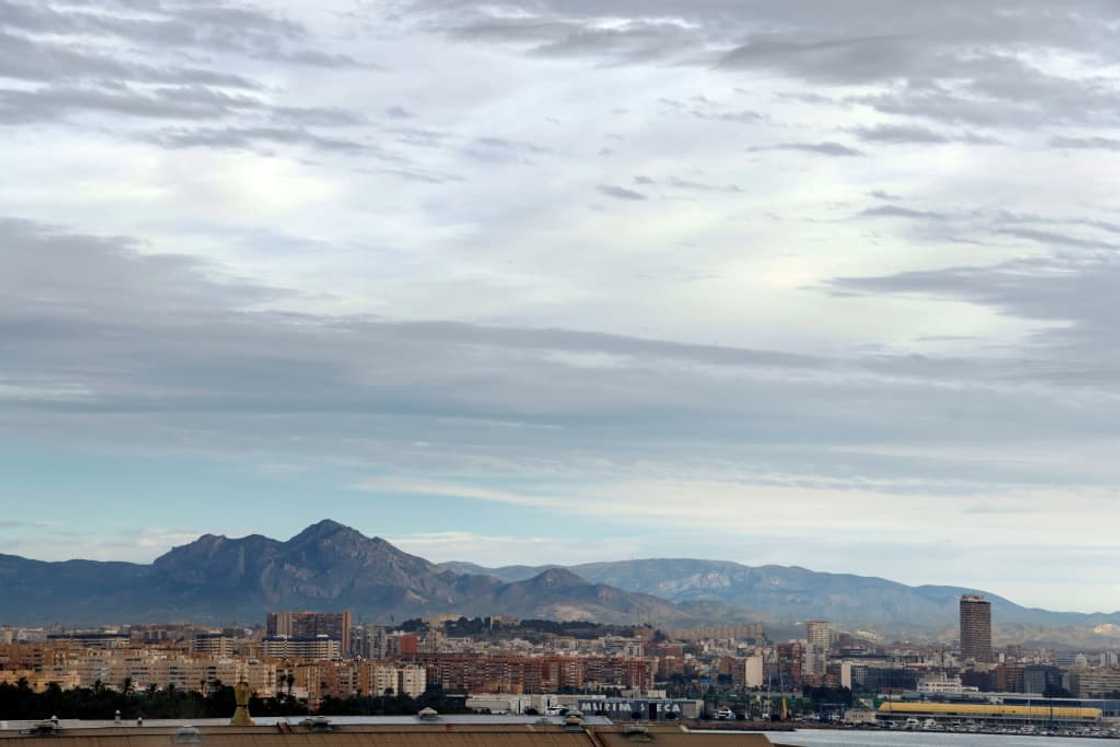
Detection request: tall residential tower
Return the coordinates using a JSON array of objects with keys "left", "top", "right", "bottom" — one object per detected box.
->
[
  {"left": 959, "top": 595, "right": 992, "bottom": 662},
  {"left": 806, "top": 620, "right": 832, "bottom": 652}
]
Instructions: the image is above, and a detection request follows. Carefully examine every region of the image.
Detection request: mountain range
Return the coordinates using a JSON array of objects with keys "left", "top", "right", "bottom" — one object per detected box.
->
[
  {"left": 0, "top": 520, "right": 691, "bottom": 627},
  {"left": 439, "top": 559, "right": 1120, "bottom": 641},
  {"left": 3, "top": 520, "right": 1118, "bottom": 643}
]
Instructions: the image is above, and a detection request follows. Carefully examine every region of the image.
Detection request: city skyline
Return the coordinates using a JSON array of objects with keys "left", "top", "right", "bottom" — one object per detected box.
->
[{"left": 4, "top": 1, "right": 1120, "bottom": 613}]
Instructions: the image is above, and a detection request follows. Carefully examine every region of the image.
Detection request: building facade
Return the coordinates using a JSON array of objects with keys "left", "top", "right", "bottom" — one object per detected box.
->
[
  {"left": 261, "top": 636, "right": 342, "bottom": 660},
  {"left": 806, "top": 621, "right": 831, "bottom": 652},
  {"left": 411, "top": 654, "right": 652, "bottom": 695},
  {"left": 1069, "top": 670, "right": 1120, "bottom": 699},
  {"left": 266, "top": 611, "right": 352, "bottom": 656},
  {"left": 191, "top": 633, "right": 233, "bottom": 658}
]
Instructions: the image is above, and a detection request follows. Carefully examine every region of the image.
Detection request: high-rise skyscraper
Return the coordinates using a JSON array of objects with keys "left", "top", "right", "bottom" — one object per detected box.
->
[
  {"left": 806, "top": 620, "right": 832, "bottom": 652},
  {"left": 959, "top": 595, "right": 992, "bottom": 662}
]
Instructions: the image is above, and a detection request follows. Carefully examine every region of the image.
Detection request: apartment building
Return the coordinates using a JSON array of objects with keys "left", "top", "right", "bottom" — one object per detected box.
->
[
  {"left": 266, "top": 612, "right": 352, "bottom": 657},
  {"left": 411, "top": 654, "right": 652, "bottom": 695}
]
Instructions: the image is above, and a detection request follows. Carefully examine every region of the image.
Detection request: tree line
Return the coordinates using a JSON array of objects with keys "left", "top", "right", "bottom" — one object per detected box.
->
[{"left": 0, "top": 677, "right": 476, "bottom": 721}]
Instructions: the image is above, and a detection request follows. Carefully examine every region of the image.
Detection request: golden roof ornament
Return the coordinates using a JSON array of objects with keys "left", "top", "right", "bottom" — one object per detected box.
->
[{"left": 230, "top": 680, "right": 255, "bottom": 726}]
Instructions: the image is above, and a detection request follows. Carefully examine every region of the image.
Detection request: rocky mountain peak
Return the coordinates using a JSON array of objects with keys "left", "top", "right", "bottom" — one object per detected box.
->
[
  {"left": 286, "top": 518, "right": 365, "bottom": 546},
  {"left": 527, "top": 568, "right": 587, "bottom": 588}
]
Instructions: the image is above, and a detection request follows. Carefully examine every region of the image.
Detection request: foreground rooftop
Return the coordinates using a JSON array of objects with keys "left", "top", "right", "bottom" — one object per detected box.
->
[{"left": 0, "top": 721, "right": 775, "bottom": 747}]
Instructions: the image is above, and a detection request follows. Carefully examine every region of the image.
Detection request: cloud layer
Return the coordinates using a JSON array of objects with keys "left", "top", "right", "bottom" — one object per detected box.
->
[{"left": 2, "top": 0, "right": 1120, "bottom": 611}]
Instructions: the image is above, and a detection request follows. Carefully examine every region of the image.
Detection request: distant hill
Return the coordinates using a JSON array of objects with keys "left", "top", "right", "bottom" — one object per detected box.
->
[
  {"left": 0, "top": 521, "right": 698, "bottom": 626},
  {"left": 438, "top": 558, "right": 1120, "bottom": 635}
]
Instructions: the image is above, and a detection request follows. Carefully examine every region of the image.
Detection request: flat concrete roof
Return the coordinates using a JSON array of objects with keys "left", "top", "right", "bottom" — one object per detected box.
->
[
  {"left": 0, "top": 715, "right": 611, "bottom": 731},
  {"left": 0, "top": 722, "right": 775, "bottom": 747}
]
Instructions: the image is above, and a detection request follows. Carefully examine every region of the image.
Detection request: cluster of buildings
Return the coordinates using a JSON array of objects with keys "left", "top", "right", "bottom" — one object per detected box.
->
[
  {"left": 0, "top": 613, "right": 658, "bottom": 711},
  {"left": 822, "top": 597, "right": 1120, "bottom": 702},
  {"left": 0, "top": 617, "right": 428, "bottom": 708},
  {"left": 6, "top": 597, "right": 1120, "bottom": 725}
]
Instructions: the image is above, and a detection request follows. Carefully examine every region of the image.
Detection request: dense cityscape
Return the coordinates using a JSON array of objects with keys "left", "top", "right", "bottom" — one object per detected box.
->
[
  {"left": 5, "top": 597, "right": 1120, "bottom": 737},
  {"left": 4, "top": 0, "right": 1119, "bottom": 746}
]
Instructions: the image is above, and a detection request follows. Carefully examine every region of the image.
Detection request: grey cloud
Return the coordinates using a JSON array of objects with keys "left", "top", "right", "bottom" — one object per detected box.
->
[
  {"left": 272, "top": 106, "right": 368, "bottom": 128},
  {"left": 668, "top": 177, "right": 742, "bottom": 194},
  {"left": 413, "top": 1, "right": 1120, "bottom": 132},
  {"left": 6, "top": 1, "right": 1120, "bottom": 596},
  {"left": 144, "top": 126, "right": 379, "bottom": 155},
  {"left": 852, "top": 204, "right": 1120, "bottom": 259},
  {"left": 0, "top": 82, "right": 372, "bottom": 160},
  {"left": 412, "top": 0, "right": 1115, "bottom": 51},
  {"left": 530, "top": 21, "right": 700, "bottom": 63},
  {"left": 447, "top": 17, "right": 574, "bottom": 44},
  {"left": 725, "top": 38, "right": 1117, "bottom": 134},
  {"left": 463, "top": 136, "right": 551, "bottom": 163},
  {"left": 0, "top": 2, "right": 370, "bottom": 150},
  {"left": 749, "top": 141, "right": 863, "bottom": 157},
  {"left": 0, "top": 84, "right": 262, "bottom": 124},
  {"left": 597, "top": 184, "right": 647, "bottom": 201},
  {"left": 1050, "top": 136, "right": 1120, "bottom": 151},
  {"left": 0, "top": 0, "right": 359, "bottom": 68},
  {"left": 385, "top": 106, "right": 415, "bottom": 119},
  {"left": 833, "top": 203, "right": 1120, "bottom": 359},
  {"left": 449, "top": 15, "right": 703, "bottom": 64},
  {"left": 0, "top": 218, "right": 283, "bottom": 317},
  {"left": 830, "top": 253, "right": 1120, "bottom": 354},
  {"left": 8, "top": 217, "right": 1120, "bottom": 502},
  {"left": 995, "top": 212, "right": 1120, "bottom": 238},
  {"left": 996, "top": 227, "right": 1117, "bottom": 253},
  {"left": 473, "top": 136, "right": 550, "bottom": 152},
  {"left": 704, "top": 110, "right": 765, "bottom": 123},
  {"left": 388, "top": 126, "right": 452, "bottom": 148},
  {"left": 774, "top": 91, "right": 837, "bottom": 105},
  {"left": 860, "top": 205, "right": 947, "bottom": 220},
  {"left": 852, "top": 67, "right": 1120, "bottom": 130},
  {"left": 659, "top": 96, "right": 764, "bottom": 124},
  {"left": 259, "top": 49, "right": 367, "bottom": 68},
  {"left": 859, "top": 204, "right": 1120, "bottom": 237},
  {"left": 717, "top": 34, "right": 920, "bottom": 85},
  {"left": 1083, "top": 220, "right": 1120, "bottom": 236},
  {"left": 381, "top": 167, "right": 466, "bottom": 184},
  {"left": 0, "top": 30, "right": 258, "bottom": 89},
  {"left": 853, "top": 124, "right": 1000, "bottom": 145}
]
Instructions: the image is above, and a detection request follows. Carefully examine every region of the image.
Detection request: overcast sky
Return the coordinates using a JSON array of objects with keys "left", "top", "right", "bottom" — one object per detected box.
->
[{"left": 3, "top": 0, "right": 1120, "bottom": 612}]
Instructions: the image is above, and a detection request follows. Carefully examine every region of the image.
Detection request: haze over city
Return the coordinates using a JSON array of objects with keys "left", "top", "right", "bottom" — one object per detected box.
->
[{"left": 3, "top": 0, "right": 1120, "bottom": 614}]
